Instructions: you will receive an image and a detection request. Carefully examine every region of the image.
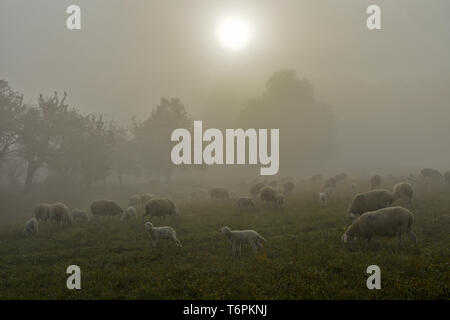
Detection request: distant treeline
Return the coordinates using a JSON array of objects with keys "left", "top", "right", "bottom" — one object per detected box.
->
[{"left": 0, "top": 70, "right": 334, "bottom": 192}]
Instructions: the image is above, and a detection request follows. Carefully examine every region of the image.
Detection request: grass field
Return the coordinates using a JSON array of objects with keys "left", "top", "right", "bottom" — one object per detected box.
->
[{"left": 0, "top": 183, "right": 449, "bottom": 300}]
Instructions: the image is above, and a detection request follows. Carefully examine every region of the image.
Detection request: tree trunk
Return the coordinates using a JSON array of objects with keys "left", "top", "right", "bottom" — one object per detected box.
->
[{"left": 23, "top": 161, "right": 37, "bottom": 193}]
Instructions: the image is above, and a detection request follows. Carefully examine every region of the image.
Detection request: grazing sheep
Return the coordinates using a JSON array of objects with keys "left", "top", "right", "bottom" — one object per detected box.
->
[
  {"left": 140, "top": 193, "right": 155, "bottom": 206},
  {"left": 34, "top": 203, "right": 52, "bottom": 222},
  {"left": 323, "top": 177, "right": 337, "bottom": 189},
  {"left": 370, "top": 175, "right": 382, "bottom": 189},
  {"left": 24, "top": 218, "right": 39, "bottom": 237},
  {"left": 144, "top": 222, "right": 182, "bottom": 248},
  {"left": 347, "top": 189, "right": 394, "bottom": 224},
  {"left": 260, "top": 186, "right": 284, "bottom": 208},
  {"left": 282, "top": 180, "right": 294, "bottom": 195},
  {"left": 335, "top": 173, "right": 348, "bottom": 182},
  {"left": 209, "top": 188, "right": 230, "bottom": 200},
  {"left": 220, "top": 226, "right": 267, "bottom": 256},
  {"left": 421, "top": 168, "right": 442, "bottom": 179},
  {"left": 237, "top": 197, "right": 256, "bottom": 212},
  {"left": 90, "top": 199, "right": 123, "bottom": 218},
  {"left": 342, "top": 206, "right": 417, "bottom": 251},
  {"left": 50, "top": 202, "right": 71, "bottom": 227},
  {"left": 250, "top": 182, "right": 266, "bottom": 197},
  {"left": 318, "top": 192, "right": 327, "bottom": 205},
  {"left": 144, "top": 198, "right": 178, "bottom": 220},
  {"left": 71, "top": 209, "right": 90, "bottom": 221},
  {"left": 121, "top": 206, "right": 137, "bottom": 221},
  {"left": 444, "top": 171, "right": 450, "bottom": 184},
  {"left": 393, "top": 182, "right": 414, "bottom": 205}
]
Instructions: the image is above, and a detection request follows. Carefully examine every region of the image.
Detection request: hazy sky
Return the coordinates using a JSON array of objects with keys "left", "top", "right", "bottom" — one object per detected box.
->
[{"left": 1, "top": 0, "right": 450, "bottom": 174}]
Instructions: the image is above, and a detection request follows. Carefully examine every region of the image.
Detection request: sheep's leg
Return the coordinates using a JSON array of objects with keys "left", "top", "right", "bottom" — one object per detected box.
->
[
  {"left": 173, "top": 236, "right": 182, "bottom": 248},
  {"left": 232, "top": 243, "right": 237, "bottom": 255},
  {"left": 408, "top": 231, "right": 418, "bottom": 246},
  {"left": 256, "top": 241, "right": 264, "bottom": 251},
  {"left": 250, "top": 241, "right": 258, "bottom": 253}
]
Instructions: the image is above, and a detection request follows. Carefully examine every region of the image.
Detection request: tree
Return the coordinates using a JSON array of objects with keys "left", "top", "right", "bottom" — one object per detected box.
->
[
  {"left": 237, "top": 69, "right": 335, "bottom": 171},
  {"left": 0, "top": 80, "right": 25, "bottom": 168},
  {"left": 132, "top": 98, "right": 192, "bottom": 182},
  {"left": 18, "top": 92, "right": 70, "bottom": 192}
]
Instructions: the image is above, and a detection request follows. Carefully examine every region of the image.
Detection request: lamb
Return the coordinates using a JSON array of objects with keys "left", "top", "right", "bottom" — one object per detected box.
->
[
  {"left": 34, "top": 203, "right": 52, "bottom": 222},
  {"left": 70, "top": 209, "right": 90, "bottom": 221},
  {"left": 90, "top": 199, "right": 123, "bottom": 218},
  {"left": 346, "top": 189, "right": 394, "bottom": 224},
  {"left": 144, "top": 222, "right": 182, "bottom": 247},
  {"left": 121, "top": 206, "right": 137, "bottom": 221},
  {"left": 209, "top": 188, "right": 230, "bottom": 200},
  {"left": 50, "top": 202, "right": 72, "bottom": 227},
  {"left": 24, "top": 218, "right": 39, "bottom": 237},
  {"left": 237, "top": 197, "right": 256, "bottom": 212},
  {"left": 393, "top": 182, "right": 414, "bottom": 205},
  {"left": 282, "top": 180, "right": 294, "bottom": 195},
  {"left": 342, "top": 206, "right": 417, "bottom": 251},
  {"left": 260, "top": 186, "right": 284, "bottom": 208},
  {"left": 220, "top": 226, "right": 267, "bottom": 256},
  {"left": 144, "top": 198, "right": 178, "bottom": 220},
  {"left": 370, "top": 175, "right": 382, "bottom": 189}
]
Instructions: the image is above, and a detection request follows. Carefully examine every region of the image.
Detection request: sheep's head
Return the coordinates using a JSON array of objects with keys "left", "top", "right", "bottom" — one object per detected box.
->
[
  {"left": 144, "top": 221, "right": 153, "bottom": 231},
  {"left": 347, "top": 212, "right": 358, "bottom": 224},
  {"left": 341, "top": 233, "right": 353, "bottom": 251},
  {"left": 220, "top": 226, "right": 231, "bottom": 235}
]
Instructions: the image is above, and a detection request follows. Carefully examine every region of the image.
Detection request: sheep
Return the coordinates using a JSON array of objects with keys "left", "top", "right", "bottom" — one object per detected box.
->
[
  {"left": 70, "top": 209, "right": 90, "bottom": 221},
  {"left": 282, "top": 180, "right": 294, "bottom": 195},
  {"left": 346, "top": 189, "right": 394, "bottom": 224},
  {"left": 34, "top": 203, "right": 52, "bottom": 222},
  {"left": 209, "top": 188, "right": 230, "bottom": 200},
  {"left": 220, "top": 226, "right": 267, "bottom": 256},
  {"left": 260, "top": 186, "right": 284, "bottom": 208},
  {"left": 335, "top": 173, "right": 348, "bottom": 183},
  {"left": 393, "top": 182, "right": 414, "bottom": 205},
  {"left": 237, "top": 197, "right": 255, "bottom": 213},
  {"left": 121, "top": 206, "right": 137, "bottom": 221},
  {"left": 342, "top": 206, "right": 417, "bottom": 251},
  {"left": 50, "top": 202, "right": 71, "bottom": 227},
  {"left": 90, "top": 199, "right": 123, "bottom": 218},
  {"left": 144, "top": 198, "right": 178, "bottom": 220},
  {"left": 421, "top": 168, "right": 442, "bottom": 179},
  {"left": 318, "top": 192, "right": 327, "bottom": 205},
  {"left": 370, "top": 175, "right": 382, "bottom": 189},
  {"left": 128, "top": 194, "right": 142, "bottom": 210},
  {"left": 24, "top": 218, "right": 39, "bottom": 237},
  {"left": 323, "top": 177, "right": 337, "bottom": 189},
  {"left": 275, "top": 193, "right": 285, "bottom": 208},
  {"left": 249, "top": 182, "right": 266, "bottom": 197},
  {"left": 144, "top": 221, "right": 182, "bottom": 247}
]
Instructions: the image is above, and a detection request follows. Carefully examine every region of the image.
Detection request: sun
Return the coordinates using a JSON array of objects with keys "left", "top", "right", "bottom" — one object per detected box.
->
[{"left": 216, "top": 15, "right": 252, "bottom": 51}]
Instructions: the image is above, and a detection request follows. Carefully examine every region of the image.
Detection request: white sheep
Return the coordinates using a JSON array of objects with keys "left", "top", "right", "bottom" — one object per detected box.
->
[
  {"left": 24, "top": 218, "right": 39, "bottom": 237},
  {"left": 318, "top": 192, "right": 327, "bottom": 205},
  {"left": 347, "top": 189, "right": 394, "bottom": 224},
  {"left": 220, "top": 226, "right": 267, "bottom": 256},
  {"left": 121, "top": 206, "right": 137, "bottom": 221},
  {"left": 342, "top": 206, "right": 417, "bottom": 250},
  {"left": 71, "top": 209, "right": 90, "bottom": 221},
  {"left": 393, "top": 182, "right": 414, "bottom": 205},
  {"left": 144, "top": 222, "right": 182, "bottom": 248}
]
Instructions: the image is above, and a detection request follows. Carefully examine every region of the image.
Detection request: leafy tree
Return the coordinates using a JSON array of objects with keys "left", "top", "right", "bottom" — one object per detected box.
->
[
  {"left": 237, "top": 70, "right": 335, "bottom": 171},
  {"left": 132, "top": 98, "right": 192, "bottom": 182},
  {"left": 0, "top": 80, "right": 25, "bottom": 168}
]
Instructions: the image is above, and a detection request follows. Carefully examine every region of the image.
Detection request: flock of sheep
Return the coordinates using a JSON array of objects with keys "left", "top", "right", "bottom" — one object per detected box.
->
[{"left": 23, "top": 167, "right": 450, "bottom": 255}]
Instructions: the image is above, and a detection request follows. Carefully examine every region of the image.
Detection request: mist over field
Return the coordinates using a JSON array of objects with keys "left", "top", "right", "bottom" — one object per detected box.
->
[{"left": 0, "top": 1, "right": 449, "bottom": 300}]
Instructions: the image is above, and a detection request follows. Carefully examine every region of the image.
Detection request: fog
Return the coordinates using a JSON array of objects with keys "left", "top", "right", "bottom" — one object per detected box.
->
[{"left": 1, "top": 0, "right": 450, "bottom": 178}]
